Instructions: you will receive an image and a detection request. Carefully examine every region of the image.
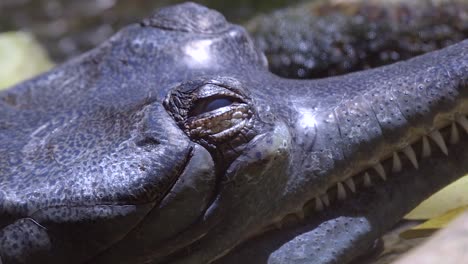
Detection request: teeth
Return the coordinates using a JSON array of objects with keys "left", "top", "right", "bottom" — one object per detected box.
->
[
  {"left": 450, "top": 122, "right": 460, "bottom": 144},
  {"left": 320, "top": 193, "right": 330, "bottom": 207},
  {"left": 345, "top": 177, "right": 356, "bottom": 193},
  {"left": 363, "top": 172, "right": 372, "bottom": 187},
  {"left": 337, "top": 182, "right": 347, "bottom": 200},
  {"left": 315, "top": 197, "right": 324, "bottom": 211},
  {"left": 373, "top": 163, "right": 386, "bottom": 180},
  {"left": 456, "top": 115, "right": 468, "bottom": 133},
  {"left": 302, "top": 116, "right": 466, "bottom": 216},
  {"left": 403, "top": 145, "right": 419, "bottom": 169},
  {"left": 429, "top": 130, "right": 448, "bottom": 155},
  {"left": 421, "top": 136, "right": 431, "bottom": 158},
  {"left": 392, "top": 152, "right": 402, "bottom": 172}
]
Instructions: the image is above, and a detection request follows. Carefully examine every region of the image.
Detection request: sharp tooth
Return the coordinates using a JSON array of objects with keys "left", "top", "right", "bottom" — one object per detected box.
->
[
  {"left": 363, "top": 172, "right": 372, "bottom": 187},
  {"left": 337, "top": 182, "right": 347, "bottom": 200},
  {"left": 373, "top": 163, "right": 386, "bottom": 180},
  {"left": 450, "top": 122, "right": 460, "bottom": 144},
  {"left": 392, "top": 152, "right": 402, "bottom": 173},
  {"left": 315, "top": 197, "right": 324, "bottom": 211},
  {"left": 345, "top": 177, "right": 356, "bottom": 193},
  {"left": 456, "top": 115, "right": 468, "bottom": 134},
  {"left": 320, "top": 193, "right": 330, "bottom": 207},
  {"left": 421, "top": 135, "right": 431, "bottom": 158},
  {"left": 403, "top": 145, "right": 419, "bottom": 169},
  {"left": 429, "top": 130, "right": 448, "bottom": 155}
]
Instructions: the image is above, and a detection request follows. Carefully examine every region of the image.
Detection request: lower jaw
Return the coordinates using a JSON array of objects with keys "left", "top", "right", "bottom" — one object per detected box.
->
[{"left": 218, "top": 129, "right": 468, "bottom": 264}]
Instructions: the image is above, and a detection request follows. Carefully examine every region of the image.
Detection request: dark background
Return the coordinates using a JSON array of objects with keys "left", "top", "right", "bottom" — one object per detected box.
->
[{"left": 0, "top": 0, "right": 304, "bottom": 61}]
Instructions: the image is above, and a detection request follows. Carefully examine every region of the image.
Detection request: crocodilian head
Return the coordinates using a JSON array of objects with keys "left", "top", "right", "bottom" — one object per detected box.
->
[
  {"left": 0, "top": 2, "right": 291, "bottom": 264},
  {"left": 1, "top": 2, "right": 467, "bottom": 264}
]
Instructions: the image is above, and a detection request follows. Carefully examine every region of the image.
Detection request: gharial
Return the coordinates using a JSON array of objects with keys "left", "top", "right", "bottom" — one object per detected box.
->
[{"left": 0, "top": 2, "right": 467, "bottom": 264}]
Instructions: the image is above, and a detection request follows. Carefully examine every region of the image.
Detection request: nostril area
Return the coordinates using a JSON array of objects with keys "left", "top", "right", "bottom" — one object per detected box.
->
[{"left": 135, "top": 137, "right": 160, "bottom": 150}]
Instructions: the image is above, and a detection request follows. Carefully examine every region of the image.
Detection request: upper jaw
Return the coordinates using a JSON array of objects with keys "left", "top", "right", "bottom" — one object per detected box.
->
[
  {"left": 221, "top": 40, "right": 468, "bottom": 263},
  {"left": 218, "top": 131, "right": 468, "bottom": 264},
  {"left": 220, "top": 78, "right": 468, "bottom": 264}
]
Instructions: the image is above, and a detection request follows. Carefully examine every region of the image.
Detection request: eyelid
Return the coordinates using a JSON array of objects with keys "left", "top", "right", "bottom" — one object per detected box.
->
[{"left": 195, "top": 83, "right": 244, "bottom": 101}]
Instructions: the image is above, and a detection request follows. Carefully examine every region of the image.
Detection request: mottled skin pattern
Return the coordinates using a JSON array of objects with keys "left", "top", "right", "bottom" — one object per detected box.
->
[
  {"left": 248, "top": 0, "right": 468, "bottom": 79},
  {"left": 0, "top": 3, "right": 467, "bottom": 264}
]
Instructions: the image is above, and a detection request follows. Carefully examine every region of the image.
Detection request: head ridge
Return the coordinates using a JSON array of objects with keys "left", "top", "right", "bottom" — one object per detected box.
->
[{"left": 141, "top": 2, "right": 229, "bottom": 34}]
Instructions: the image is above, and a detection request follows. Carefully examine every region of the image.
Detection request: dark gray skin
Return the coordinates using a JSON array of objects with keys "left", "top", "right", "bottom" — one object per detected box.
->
[{"left": 0, "top": 3, "right": 467, "bottom": 264}]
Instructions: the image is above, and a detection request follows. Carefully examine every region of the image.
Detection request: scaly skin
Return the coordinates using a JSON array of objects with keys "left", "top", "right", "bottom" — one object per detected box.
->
[
  {"left": 248, "top": 0, "right": 468, "bottom": 79},
  {"left": 0, "top": 3, "right": 466, "bottom": 264}
]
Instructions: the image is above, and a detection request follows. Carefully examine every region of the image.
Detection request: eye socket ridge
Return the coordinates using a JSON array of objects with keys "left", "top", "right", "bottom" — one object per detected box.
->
[{"left": 188, "top": 95, "right": 242, "bottom": 117}]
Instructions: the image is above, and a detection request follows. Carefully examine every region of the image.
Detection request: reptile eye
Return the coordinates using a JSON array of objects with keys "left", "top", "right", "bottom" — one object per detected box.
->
[
  {"left": 164, "top": 79, "right": 254, "bottom": 143},
  {"left": 189, "top": 97, "right": 237, "bottom": 117}
]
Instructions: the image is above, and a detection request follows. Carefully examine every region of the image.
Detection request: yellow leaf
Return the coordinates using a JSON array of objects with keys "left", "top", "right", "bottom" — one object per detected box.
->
[
  {"left": 405, "top": 175, "right": 468, "bottom": 220},
  {"left": 0, "top": 32, "right": 53, "bottom": 91},
  {"left": 400, "top": 206, "right": 468, "bottom": 239}
]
